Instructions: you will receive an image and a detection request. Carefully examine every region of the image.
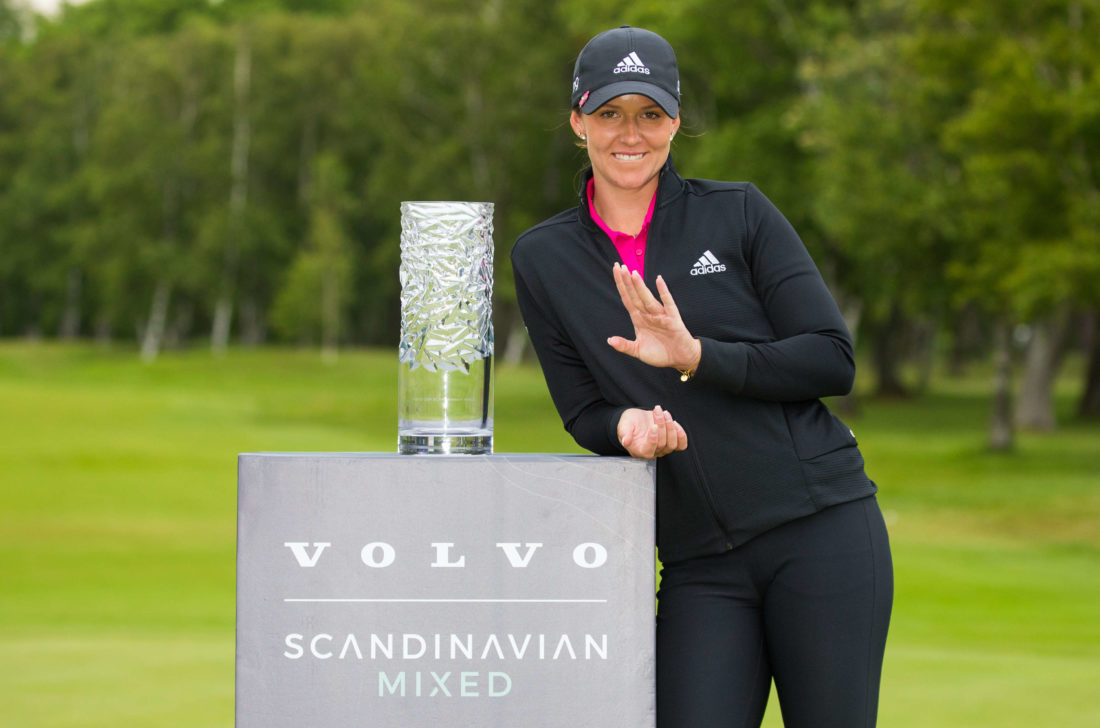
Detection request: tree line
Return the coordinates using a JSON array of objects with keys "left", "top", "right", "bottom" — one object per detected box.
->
[{"left": 1, "top": 0, "right": 1098, "bottom": 447}]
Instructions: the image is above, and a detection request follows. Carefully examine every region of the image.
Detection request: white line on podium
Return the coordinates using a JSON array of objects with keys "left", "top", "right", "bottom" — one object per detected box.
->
[{"left": 283, "top": 598, "right": 608, "bottom": 603}]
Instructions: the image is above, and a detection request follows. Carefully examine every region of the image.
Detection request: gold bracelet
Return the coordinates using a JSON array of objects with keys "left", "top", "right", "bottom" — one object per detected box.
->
[{"left": 678, "top": 338, "right": 701, "bottom": 382}]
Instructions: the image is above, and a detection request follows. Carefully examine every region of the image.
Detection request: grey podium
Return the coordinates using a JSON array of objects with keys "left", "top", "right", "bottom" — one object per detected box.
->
[{"left": 236, "top": 453, "right": 657, "bottom": 727}]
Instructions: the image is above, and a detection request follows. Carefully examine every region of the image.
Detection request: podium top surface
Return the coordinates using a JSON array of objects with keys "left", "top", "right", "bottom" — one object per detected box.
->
[{"left": 238, "top": 452, "right": 625, "bottom": 461}]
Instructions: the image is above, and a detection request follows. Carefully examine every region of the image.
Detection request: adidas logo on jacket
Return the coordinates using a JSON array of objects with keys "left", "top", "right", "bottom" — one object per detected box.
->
[{"left": 690, "top": 250, "right": 726, "bottom": 276}]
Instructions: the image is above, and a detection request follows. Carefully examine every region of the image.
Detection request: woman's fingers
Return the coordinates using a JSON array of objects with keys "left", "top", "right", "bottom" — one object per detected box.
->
[
  {"left": 651, "top": 405, "right": 668, "bottom": 452},
  {"left": 616, "top": 406, "right": 689, "bottom": 460},
  {"left": 655, "top": 275, "right": 682, "bottom": 320},
  {"left": 658, "top": 408, "right": 688, "bottom": 456},
  {"left": 654, "top": 406, "right": 683, "bottom": 456},
  {"left": 614, "top": 264, "right": 660, "bottom": 316},
  {"left": 606, "top": 334, "right": 635, "bottom": 357},
  {"left": 675, "top": 421, "right": 688, "bottom": 450},
  {"left": 612, "top": 263, "right": 635, "bottom": 313},
  {"left": 629, "top": 269, "right": 662, "bottom": 314},
  {"left": 612, "top": 264, "right": 637, "bottom": 310}
]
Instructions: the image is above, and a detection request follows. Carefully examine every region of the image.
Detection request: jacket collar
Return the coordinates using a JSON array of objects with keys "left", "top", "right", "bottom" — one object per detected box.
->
[{"left": 577, "top": 157, "right": 685, "bottom": 230}]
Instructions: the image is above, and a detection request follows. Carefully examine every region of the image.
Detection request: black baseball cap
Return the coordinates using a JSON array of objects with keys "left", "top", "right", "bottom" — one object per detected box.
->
[{"left": 571, "top": 26, "right": 680, "bottom": 118}]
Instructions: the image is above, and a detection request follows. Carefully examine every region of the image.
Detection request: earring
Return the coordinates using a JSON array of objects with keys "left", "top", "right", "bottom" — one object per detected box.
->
[{"left": 580, "top": 134, "right": 586, "bottom": 141}]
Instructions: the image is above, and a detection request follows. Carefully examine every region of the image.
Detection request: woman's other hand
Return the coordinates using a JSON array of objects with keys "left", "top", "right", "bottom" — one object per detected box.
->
[
  {"left": 617, "top": 405, "right": 688, "bottom": 459},
  {"left": 608, "top": 263, "right": 701, "bottom": 372}
]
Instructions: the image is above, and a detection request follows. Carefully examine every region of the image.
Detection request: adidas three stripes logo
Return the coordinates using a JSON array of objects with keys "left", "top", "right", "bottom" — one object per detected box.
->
[
  {"left": 613, "top": 52, "right": 651, "bottom": 75},
  {"left": 690, "top": 250, "right": 727, "bottom": 276}
]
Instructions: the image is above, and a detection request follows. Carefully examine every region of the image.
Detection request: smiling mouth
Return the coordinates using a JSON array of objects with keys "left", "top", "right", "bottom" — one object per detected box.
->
[{"left": 613, "top": 153, "right": 645, "bottom": 161}]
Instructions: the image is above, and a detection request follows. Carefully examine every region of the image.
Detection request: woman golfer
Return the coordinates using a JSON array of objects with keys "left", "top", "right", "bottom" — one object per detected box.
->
[{"left": 510, "top": 25, "right": 893, "bottom": 728}]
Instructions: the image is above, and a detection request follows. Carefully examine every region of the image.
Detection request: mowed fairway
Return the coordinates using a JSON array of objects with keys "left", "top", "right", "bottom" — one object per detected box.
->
[{"left": 1, "top": 342, "right": 1098, "bottom": 726}]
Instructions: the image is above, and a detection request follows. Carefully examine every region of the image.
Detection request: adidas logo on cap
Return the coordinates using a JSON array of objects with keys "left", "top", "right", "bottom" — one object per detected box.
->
[
  {"left": 690, "top": 250, "right": 726, "bottom": 276},
  {"left": 613, "top": 52, "right": 650, "bottom": 75}
]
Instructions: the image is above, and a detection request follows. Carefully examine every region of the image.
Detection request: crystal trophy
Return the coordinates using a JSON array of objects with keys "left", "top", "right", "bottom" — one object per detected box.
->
[{"left": 398, "top": 201, "right": 494, "bottom": 454}]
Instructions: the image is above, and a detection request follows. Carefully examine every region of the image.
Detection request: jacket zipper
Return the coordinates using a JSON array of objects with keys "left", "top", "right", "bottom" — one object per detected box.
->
[
  {"left": 688, "top": 430, "right": 736, "bottom": 550},
  {"left": 667, "top": 378, "right": 736, "bottom": 550}
]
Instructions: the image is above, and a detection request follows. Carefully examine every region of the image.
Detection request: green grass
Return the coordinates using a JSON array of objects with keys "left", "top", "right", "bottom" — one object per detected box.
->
[{"left": 1, "top": 341, "right": 1098, "bottom": 726}]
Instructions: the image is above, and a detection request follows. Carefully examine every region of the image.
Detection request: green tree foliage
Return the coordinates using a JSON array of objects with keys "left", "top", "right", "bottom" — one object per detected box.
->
[
  {"left": 0, "top": 21, "right": 102, "bottom": 336},
  {"left": 0, "top": 0, "right": 24, "bottom": 42},
  {"left": 926, "top": 0, "right": 1100, "bottom": 437},
  {"left": 794, "top": 0, "right": 962, "bottom": 396},
  {"left": 0, "top": 0, "right": 577, "bottom": 352},
  {"left": 936, "top": 0, "right": 1100, "bottom": 317},
  {"left": 0, "top": 0, "right": 1096, "bottom": 427}
]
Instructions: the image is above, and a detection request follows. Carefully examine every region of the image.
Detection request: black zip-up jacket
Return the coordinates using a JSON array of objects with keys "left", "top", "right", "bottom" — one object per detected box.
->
[{"left": 511, "top": 160, "right": 876, "bottom": 564}]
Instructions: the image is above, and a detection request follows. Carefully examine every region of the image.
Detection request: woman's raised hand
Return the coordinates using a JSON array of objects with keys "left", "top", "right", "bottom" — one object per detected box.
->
[
  {"left": 607, "top": 263, "right": 701, "bottom": 372},
  {"left": 617, "top": 405, "right": 688, "bottom": 459}
]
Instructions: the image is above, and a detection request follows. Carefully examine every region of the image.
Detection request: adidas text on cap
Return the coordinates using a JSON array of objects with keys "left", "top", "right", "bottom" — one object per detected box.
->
[{"left": 571, "top": 26, "right": 680, "bottom": 118}]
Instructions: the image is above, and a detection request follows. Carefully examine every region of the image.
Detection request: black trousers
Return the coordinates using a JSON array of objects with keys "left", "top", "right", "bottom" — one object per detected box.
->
[{"left": 656, "top": 496, "right": 893, "bottom": 728}]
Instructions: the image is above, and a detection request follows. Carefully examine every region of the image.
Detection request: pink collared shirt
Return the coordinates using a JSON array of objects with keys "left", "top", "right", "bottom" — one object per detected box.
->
[{"left": 586, "top": 178, "right": 656, "bottom": 278}]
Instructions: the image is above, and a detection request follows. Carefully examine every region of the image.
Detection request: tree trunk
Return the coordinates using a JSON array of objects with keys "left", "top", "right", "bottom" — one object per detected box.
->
[
  {"left": 872, "top": 303, "right": 909, "bottom": 398},
  {"left": 143, "top": 62, "right": 196, "bottom": 362},
  {"left": 502, "top": 318, "right": 528, "bottom": 366},
  {"left": 142, "top": 178, "right": 179, "bottom": 363},
  {"left": 142, "top": 177, "right": 178, "bottom": 362},
  {"left": 210, "top": 297, "right": 233, "bottom": 352},
  {"left": 1078, "top": 311, "right": 1100, "bottom": 419},
  {"left": 989, "top": 317, "right": 1015, "bottom": 452},
  {"left": 212, "top": 29, "right": 252, "bottom": 355},
  {"left": 1015, "top": 310, "right": 1071, "bottom": 430},
  {"left": 140, "top": 279, "right": 172, "bottom": 363}
]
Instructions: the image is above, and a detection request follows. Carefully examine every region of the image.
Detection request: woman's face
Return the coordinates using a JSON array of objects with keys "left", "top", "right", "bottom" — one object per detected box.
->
[{"left": 571, "top": 94, "right": 680, "bottom": 197}]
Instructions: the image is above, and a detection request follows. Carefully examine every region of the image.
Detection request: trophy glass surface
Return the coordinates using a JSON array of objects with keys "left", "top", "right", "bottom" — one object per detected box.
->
[{"left": 398, "top": 201, "right": 494, "bottom": 454}]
